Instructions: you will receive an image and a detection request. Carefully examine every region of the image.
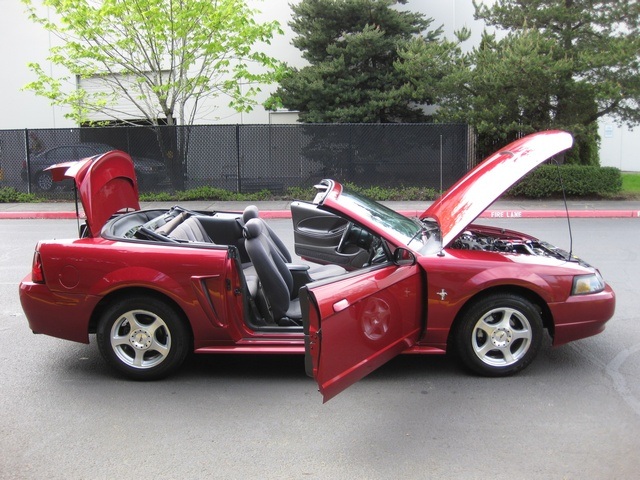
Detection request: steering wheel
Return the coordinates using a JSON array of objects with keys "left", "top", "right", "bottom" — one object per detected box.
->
[
  {"left": 368, "top": 237, "right": 387, "bottom": 265},
  {"left": 336, "top": 221, "right": 353, "bottom": 253}
]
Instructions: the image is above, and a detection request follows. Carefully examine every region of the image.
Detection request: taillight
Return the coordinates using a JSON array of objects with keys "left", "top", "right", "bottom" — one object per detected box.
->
[{"left": 32, "top": 251, "right": 45, "bottom": 283}]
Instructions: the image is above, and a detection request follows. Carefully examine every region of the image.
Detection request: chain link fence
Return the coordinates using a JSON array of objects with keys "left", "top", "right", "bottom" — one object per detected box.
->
[{"left": 0, "top": 123, "right": 474, "bottom": 198}]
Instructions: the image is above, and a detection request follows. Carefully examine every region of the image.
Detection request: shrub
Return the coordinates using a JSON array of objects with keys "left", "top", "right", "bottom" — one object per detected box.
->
[
  {"left": 283, "top": 186, "right": 316, "bottom": 201},
  {"left": 139, "top": 183, "right": 439, "bottom": 203},
  {"left": 0, "top": 187, "right": 39, "bottom": 203},
  {"left": 140, "top": 186, "right": 237, "bottom": 202},
  {"left": 507, "top": 165, "right": 622, "bottom": 198},
  {"left": 344, "top": 183, "right": 439, "bottom": 201},
  {"left": 177, "top": 186, "right": 237, "bottom": 201}
]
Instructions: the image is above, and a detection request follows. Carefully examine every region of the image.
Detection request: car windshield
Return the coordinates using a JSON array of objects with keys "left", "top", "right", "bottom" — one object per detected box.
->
[{"left": 337, "top": 186, "right": 439, "bottom": 251}]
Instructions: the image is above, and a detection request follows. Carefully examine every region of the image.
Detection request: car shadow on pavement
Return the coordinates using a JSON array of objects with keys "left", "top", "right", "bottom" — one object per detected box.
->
[{"left": 51, "top": 333, "right": 592, "bottom": 387}]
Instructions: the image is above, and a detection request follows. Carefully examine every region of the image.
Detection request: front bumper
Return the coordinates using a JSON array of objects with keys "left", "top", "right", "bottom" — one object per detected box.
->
[{"left": 549, "top": 283, "right": 616, "bottom": 346}]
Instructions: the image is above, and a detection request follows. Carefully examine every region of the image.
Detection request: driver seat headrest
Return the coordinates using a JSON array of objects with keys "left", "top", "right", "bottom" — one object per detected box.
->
[{"left": 243, "top": 218, "right": 263, "bottom": 239}]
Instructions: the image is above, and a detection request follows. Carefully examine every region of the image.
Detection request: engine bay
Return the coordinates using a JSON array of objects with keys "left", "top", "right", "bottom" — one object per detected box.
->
[{"left": 450, "top": 225, "right": 572, "bottom": 261}]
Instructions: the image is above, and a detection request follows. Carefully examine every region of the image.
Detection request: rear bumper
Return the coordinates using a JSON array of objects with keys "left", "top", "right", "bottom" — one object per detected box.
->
[
  {"left": 550, "top": 284, "right": 616, "bottom": 346},
  {"left": 19, "top": 275, "right": 99, "bottom": 344}
]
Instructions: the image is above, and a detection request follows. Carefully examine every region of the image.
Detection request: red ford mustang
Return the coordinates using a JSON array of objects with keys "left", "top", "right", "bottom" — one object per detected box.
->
[{"left": 19, "top": 131, "right": 615, "bottom": 401}]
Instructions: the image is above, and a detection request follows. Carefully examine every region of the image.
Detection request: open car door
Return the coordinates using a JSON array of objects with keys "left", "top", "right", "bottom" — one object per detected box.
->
[
  {"left": 291, "top": 200, "right": 350, "bottom": 265},
  {"left": 301, "top": 256, "right": 423, "bottom": 402},
  {"left": 291, "top": 200, "right": 374, "bottom": 270}
]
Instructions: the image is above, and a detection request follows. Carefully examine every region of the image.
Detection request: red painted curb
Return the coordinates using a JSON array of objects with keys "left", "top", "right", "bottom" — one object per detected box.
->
[
  {"left": 0, "top": 212, "right": 84, "bottom": 220},
  {"left": 400, "top": 210, "right": 640, "bottom": 219},
  {"left": 1, "top": 209, "right": 639, "bottom": 220},
  {"left": 479, "top": 210, "right": 640, "bottom": 219},
  {"left": 255, "top": 210, "right": 290, "bottom": 219}
]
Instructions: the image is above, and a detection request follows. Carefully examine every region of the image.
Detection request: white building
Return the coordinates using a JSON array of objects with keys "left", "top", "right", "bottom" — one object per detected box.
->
[
  {"left": 1, "top": 0, "right": 637, "bottom": 170},
  {"left": 599, "top": 120, "right": 640, "bottom": 172}
]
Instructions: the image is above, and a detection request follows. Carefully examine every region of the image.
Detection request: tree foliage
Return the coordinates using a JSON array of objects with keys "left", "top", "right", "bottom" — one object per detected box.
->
[
  {"left": 267, "top": 0, "right": 443, "bottom": 123},
  {"left": 399, "top": 0, "right": 640, "bottom": 164},
  {"left": 402, "top": 29, "right": 586, "bottom": 160},
  {"left": 476, "top": 0, "right": 640, "bottom": 163},
  {"left": 474, "top": 0, "right": 640, "bottom": 133},
  {"left": 22, "top": 0, "right": 284, "bottom": 126}
]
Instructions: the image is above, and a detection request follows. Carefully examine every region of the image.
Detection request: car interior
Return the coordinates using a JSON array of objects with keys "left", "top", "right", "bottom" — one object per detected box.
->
[{"left": 102, "top": 205, "right": 371, "bottom": 329}]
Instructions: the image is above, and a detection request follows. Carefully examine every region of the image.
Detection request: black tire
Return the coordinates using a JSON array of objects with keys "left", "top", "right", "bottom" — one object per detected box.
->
[
  {"left": 35, "top": 171, "right": 53, "bottom": 191},
  {"left": 96, "top": 295, "right": 191, "bottom": 380},
  {"left": 453, "top": 293, "right": 543, "bottom": 377}
]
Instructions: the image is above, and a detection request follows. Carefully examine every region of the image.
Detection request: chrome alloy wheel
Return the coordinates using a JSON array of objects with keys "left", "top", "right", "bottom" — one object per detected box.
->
[
  {"left": 471, "top": 307, "right": 533, "bottom": 367},
  {"left": 110, "top": 309, "right": 172, "bottom": 369}
]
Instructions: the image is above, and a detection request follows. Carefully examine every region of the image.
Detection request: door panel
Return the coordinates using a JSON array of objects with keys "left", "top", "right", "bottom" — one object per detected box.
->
[
  {"left": 302, "top": 263, "right": 423, "bottom": 402},
  {"left": 291, "top": 200, "right": 370, "bottom": 268}
]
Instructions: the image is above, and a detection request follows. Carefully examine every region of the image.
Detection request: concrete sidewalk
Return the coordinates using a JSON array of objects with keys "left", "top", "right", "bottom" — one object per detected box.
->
[{"left": 1, "top": 198, "right": 639, "bottom": 219}]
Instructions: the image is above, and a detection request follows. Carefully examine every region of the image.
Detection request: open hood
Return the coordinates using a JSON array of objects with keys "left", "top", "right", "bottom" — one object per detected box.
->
[
  {"left": 46, "top": 150, "right": 140, "bottom": 237},
  {"left": 422, "top": 130, "right": 573, "bottom": 246}
]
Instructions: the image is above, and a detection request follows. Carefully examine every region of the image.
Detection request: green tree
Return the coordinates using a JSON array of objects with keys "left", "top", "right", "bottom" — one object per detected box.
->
[
  {"left": 23, "top": 0, "right": 283, "bottom": 126},
  {"left": 400, "top": 0, "right": 640, "bottom": 164},
  {"left": 267, "top": 0, "right": 442, "bottom": 123},
  {"left": 22, "top": 0, "right": 284, "bottom": 187},
  {"left": 401, "top": 30, "right": 581, "bottom": 160},
  {"left": 475, "top": 0, "right": 640, "bottom": 164}
]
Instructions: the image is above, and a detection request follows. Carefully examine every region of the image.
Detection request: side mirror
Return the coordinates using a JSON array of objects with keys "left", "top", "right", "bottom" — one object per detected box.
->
[{"left": 393, "top": 247, "right": 416, "bottom": 266}]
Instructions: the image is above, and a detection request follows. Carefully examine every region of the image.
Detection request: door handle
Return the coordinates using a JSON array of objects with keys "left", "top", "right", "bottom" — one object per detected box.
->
[{"left": 333, "top": 299, "right": 349, "bottom": 312}]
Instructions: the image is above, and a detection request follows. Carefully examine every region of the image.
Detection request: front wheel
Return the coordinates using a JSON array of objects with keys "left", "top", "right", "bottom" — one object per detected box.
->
[
  {"left": 96, "top": 296, "right": 191, "bottom": 380},
  {"left": 453, "top": 293, "right": 543, "bottom": 377}
]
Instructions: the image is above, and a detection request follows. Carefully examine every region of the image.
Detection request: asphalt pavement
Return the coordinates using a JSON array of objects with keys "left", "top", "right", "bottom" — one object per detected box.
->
[{"left": 0, "top": 198, "right": 639, "bottom": 219}]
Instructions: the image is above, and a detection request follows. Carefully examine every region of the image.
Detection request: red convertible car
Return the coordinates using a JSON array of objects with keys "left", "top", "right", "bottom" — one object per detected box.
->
[{"left": 19, "top": 130, "right": 615, "bottom": 401}]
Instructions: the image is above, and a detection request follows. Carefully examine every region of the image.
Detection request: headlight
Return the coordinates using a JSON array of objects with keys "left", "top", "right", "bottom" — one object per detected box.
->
[{"left": 572, "top": 272, "right": 605, "bottom": 295}]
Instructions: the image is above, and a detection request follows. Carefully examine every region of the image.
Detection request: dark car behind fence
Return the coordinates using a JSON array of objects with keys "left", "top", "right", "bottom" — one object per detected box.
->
[{"left": 0, "top": 123, "right": 474, "bottom": 198}]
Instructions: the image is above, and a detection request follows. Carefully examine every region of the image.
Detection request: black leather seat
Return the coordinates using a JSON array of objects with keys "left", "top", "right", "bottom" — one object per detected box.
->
[
  {"left": 243, "top": 218, "right": 302, "bottom": 325},
  {"left": 242, "top": 205, "right": 346, "bottom": 281},
  {"left": 242, "top": 205, "right": 291, "bottom": 262}
]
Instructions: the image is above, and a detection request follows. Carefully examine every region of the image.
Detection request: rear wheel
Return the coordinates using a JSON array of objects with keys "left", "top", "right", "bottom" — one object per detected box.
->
[
  {"left": 96, "top": 296, "right": 191, "bottom": 380},
  {"left": 454, "top": 293, "right": 543, "bottom": 376}
]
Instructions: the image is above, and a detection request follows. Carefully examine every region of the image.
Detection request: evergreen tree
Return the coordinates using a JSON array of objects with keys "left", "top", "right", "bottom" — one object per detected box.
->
[
  {"left": 399, "top": 0, "right": 640, "bottom": 163},
  {"left": 402, "top": 29, "right": 582, "bottom": 161},
  {"left": 475, "top": 0, "right": 640, "bottom": 163},
  {"left": 267, "top": 0, "right": 442, "bottom": 123}
]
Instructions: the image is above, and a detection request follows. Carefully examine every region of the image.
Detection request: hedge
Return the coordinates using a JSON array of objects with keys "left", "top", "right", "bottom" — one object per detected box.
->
[
  {"left": 0, "top": 187, "right": 39, "bottom": 203},
  {"left": 0, "top": 166, "right": 622, "bottom": 203},
  {"left": 507, "top": 165, "right": 622, "bottom": 198}
]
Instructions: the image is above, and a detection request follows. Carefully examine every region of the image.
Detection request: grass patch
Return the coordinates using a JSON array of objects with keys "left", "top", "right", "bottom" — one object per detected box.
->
[{"left": 622, "top": 172, "right": 640, "bottom": 193}]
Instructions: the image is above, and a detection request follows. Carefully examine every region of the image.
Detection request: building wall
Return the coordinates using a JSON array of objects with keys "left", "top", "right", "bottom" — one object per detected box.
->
[
  {"left": 0, "top": 0, "right": 75, "bottom": 129},
  {"left": 599, "top": 120, "right": 640, "bottom": 171}
]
